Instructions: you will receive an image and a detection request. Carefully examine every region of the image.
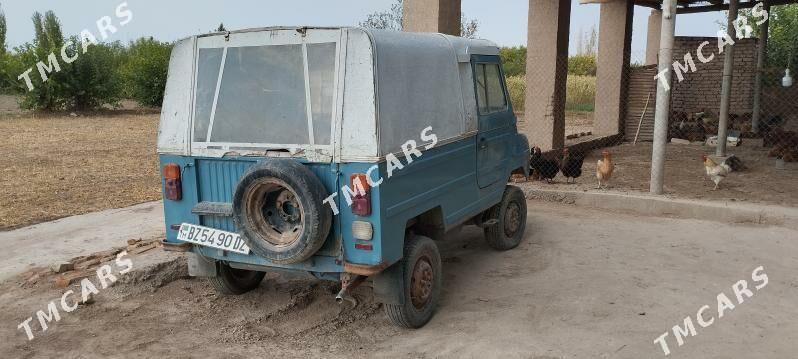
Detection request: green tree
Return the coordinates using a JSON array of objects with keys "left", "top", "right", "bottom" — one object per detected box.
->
[
  {"left": 499, "top": 46, "right": 527, "bottom": 77},
  {"left": 19, "top": 10, "right": 123, "bottom": 111},
  {"left": 122, "top": 37, "right": 173, "bottom": 107},
  {"left": 0, "top": 3, "right": 7, "bottom": 56},
  {"left": 740, "top": 4, "right": 798, "bottom": 73},
  {"left": 0, "top": 3, "right": 9, "bottom": 92},
  {"left": 59, "top": 39, "right": 124, "bottom": 110},
  {"left": 765, "top": 5, "right": 798, "bottom": 73},
  {"left": 21, "top": 11, "right": 65, "bottom": 110},
  {"left": 216, "top": 23, "right": 227, "bottom": 32},
  {"left": 567, "top": 54, "right": 597, "bottom": 76}
]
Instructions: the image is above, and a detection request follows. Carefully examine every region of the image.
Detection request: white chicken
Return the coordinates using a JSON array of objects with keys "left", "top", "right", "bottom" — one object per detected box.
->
[{"left": 702, "top": 155, "right": 732, "bottom": 190}]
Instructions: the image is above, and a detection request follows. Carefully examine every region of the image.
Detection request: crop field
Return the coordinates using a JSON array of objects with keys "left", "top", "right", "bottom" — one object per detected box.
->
[{"left": 0, "top": 108, "right": 161, "bottom": 230}]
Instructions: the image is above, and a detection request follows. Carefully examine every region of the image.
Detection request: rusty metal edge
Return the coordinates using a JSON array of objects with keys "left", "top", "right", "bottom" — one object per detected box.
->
[{"left": 343, "top": 261, "right": 391, "bottom": 276}]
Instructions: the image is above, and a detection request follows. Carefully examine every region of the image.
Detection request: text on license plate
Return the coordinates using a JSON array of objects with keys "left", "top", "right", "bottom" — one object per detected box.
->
[{"left": 177, "top": 223, "right": 250, "bottom": 255}]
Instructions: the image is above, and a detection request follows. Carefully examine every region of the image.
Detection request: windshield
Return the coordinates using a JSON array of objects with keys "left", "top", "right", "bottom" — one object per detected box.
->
[{"left": 192, "top": 42, "right": 337, "bottom": 146}]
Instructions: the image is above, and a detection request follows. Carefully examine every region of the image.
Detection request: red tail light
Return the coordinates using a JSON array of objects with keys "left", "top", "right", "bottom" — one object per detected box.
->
[
  {"left": 163, "top": 163, "right": 182, "bottom": 201},
  {"left": 350, "top": 173, "right": 371, "bottom": 216}
]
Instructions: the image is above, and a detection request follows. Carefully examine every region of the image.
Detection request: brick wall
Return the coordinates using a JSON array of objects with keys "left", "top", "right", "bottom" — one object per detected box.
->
[{"left": 670, "top": 36, "right": 758, "bottom": 117}]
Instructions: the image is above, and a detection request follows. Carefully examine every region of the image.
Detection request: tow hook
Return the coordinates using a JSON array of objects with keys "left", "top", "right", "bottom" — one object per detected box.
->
[{"left": 335, "top": 273, "right": 367, "bottom": 307}]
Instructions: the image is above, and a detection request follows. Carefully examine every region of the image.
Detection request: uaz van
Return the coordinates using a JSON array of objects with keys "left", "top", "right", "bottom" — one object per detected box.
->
[{"left": 158, "top": 27, "right": 530, "bottom": 328}]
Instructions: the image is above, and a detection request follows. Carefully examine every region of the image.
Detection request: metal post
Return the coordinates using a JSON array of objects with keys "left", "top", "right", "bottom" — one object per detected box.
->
[
  {"left": 650, "top": 0, "right": 677, "bottom": 195},
  {"left": 716, "top": 0, "right": 739, "bottom": 157},
  {"left": 751, "top": 1, "right": 771, "bottom": 133}
]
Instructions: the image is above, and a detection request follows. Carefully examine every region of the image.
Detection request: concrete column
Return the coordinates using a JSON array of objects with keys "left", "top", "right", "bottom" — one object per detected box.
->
[
  {"left": 650, "top": 0, "right": 677, "bottom": 195},
  {"left": 645, "top": 10, "right": 663, "bottom": 65},
  {"left": 403, "top": 0, "right": 461, "bottom": 36},
  {"left": 716, "top": 0, "right": 739, "bottom": 157},
  {"left": 593, "top": 0, "right": 634, "bottom": 137},
  {"left": 524, "top": 0, "right": 571, "bottom": 151}
]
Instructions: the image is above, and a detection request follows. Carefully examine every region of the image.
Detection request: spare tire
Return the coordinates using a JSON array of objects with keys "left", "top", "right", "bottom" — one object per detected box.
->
[{"left": 232, "top": 159, "right": 332, "bottom": 264}]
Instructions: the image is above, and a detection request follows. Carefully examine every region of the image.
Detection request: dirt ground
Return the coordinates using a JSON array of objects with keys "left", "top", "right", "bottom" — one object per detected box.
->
[
  {"left": 525, "top": 139, "right": 798, "bottom": 207},
  {"left": 0, "top": 110, "right": 161, "bottom": 230},
  {"left": 1, "top": 202, "right": 796, "bottom": 358}
]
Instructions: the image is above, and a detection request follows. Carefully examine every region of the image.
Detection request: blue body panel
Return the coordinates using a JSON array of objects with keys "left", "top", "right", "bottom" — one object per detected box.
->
[{"left": 160, "top": 128, "right": 528, "bottom": 277}]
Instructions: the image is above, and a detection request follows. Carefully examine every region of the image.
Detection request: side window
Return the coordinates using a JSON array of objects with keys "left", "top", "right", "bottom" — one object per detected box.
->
[{"left": 475, "top": 63, "right": 508, "bottom": 115}]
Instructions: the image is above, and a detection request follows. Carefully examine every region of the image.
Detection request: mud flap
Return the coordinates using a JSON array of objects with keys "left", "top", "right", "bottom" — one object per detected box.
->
[
  {"left": 187, "top": 252, "right": 217, "bottom": 277},
  {"left": 372, "top": 261, "right": 404, "bottom": 305}
]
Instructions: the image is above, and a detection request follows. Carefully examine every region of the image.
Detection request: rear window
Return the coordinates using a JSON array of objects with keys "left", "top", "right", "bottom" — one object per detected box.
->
[{"left": 192, "top": 43, "right": 337, "bottom": 146}]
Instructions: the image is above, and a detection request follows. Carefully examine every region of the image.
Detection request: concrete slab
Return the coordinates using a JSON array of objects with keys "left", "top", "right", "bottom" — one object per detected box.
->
[
  {"left": 0, "top": 201, "right": 164, "bottom": 281},
  {"left": 523, "top": 187, "right": 798, "bottom": 230}
]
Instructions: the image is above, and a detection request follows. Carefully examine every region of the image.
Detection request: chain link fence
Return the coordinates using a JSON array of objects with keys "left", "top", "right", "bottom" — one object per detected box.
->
[{"left": 511, "top": 35, "right": 798, "bottom": 207}]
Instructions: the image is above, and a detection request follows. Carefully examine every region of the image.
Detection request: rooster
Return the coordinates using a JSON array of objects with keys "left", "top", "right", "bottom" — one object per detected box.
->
[
  {"left": 596, "top": 150, "right": 615, "bottom": 189},
  {"left": 559, "top": 148, "right": 585, "bottom": 183},
  {"left": 530, "top": 147, "right": 559, "bottom": 183},
  {"left": 702, "top": 155, "right": 733, "bottom": 190}
]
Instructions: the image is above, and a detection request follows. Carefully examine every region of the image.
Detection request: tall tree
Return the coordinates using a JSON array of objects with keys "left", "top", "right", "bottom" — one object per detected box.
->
[
  {"left": 32, "top": 12, "right": 47, "bottom": 51},
  {"left": 359, "top": 0, "right": 479, "bottom": 38},
  {"left": 359, "top": 0, "right": 403, "bottom": 31},
  {"left": 0, "top": 3, "right": 7, "bottom": 55},
  {"left": 216, "top": 23, "right": 227, "bottom": 32},
  {"left": 43, "top": 11, "right": 64, "bottom": 49},
  {"left": 740, "top": 4, "right": 798, "bottom": 73}
]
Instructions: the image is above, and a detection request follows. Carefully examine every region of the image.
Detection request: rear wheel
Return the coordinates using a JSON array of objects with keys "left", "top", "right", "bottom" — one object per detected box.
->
[
  {"left": 208, "top": 262, "right": 265, "bottom": 295},
  {"left": 384, "top": 235, "right": 442, "bottom": 329},
  {"left": 484, "top": 185, "right": 527, "bottom": 251}
]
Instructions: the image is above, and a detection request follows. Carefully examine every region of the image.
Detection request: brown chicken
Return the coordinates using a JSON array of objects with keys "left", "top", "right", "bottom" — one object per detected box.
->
[{"left": 596, "top": 150, "right": 615, "bottom": 189}]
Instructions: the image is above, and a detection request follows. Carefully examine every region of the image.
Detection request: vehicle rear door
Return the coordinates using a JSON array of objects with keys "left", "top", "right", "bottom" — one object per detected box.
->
[{"left": 473, "top": 55, "right": 515, "bottom": 189}]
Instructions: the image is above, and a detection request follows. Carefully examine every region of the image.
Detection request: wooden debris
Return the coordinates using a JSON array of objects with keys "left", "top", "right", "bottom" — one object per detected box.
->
[
  {"left": 54, "top": 270, "right": 92, "bottom": 289},
  {"left": 50, "top": 262, "right": 74, "bottom": 274},
  {"left": 129, "top": 242, "right": 157, "bottom": 255}
]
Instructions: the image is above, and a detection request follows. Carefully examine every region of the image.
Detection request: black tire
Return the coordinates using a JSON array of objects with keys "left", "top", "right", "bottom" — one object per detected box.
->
[
  {"left": 384, "top": 235, "right": 442, "bottom": 329},
  {"left": 232, "top": 159, "right": 332, "bottom": 264},
  {"left": 208, "top": 262, "right": 265, "bottom": 295},
  {"left": 484, "top": 185, "right": 527, "bottom": 251}
]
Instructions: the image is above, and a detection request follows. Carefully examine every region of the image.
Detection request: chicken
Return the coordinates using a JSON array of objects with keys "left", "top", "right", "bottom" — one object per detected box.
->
[
  {"left": 596, "top": 150, "right": 615, "bottom": 189},
  {"left": 530, "top": 146, "right": 559, "bottom": 183},
  {"left": 559, "top": 148, "right": 585, "bottom": 183},
  {"left": 703, "top": 155, "right": 733, "bottom": 190}
]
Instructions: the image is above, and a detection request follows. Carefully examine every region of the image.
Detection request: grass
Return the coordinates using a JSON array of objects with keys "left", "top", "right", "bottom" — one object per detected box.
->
[
  {"left": 0, "top": 114, "right": 161, "bottom": 230},
  {"left": 506, "top": 75, "right": 596, "bottom": 112}
]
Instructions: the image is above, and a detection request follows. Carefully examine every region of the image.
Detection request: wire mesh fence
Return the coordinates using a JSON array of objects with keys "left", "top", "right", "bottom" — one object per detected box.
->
[{"left": 511, "top": 35, "right": 798, "bottom": 207}]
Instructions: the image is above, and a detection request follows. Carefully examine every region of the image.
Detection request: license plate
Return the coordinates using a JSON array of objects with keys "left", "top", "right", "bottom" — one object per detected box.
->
[{"left": 177, "top": 223, "right": 250, "bottom": 255}]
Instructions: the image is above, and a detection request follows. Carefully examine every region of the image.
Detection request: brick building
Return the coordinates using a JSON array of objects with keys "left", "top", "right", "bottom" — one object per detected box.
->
[{"left": 669, "top": 37, "right": 758, "bottom": 117}]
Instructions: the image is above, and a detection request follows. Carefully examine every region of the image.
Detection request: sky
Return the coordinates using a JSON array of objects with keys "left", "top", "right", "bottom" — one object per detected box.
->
[{"left": 2, "top": 0, "right": 726, "bottom": 64}]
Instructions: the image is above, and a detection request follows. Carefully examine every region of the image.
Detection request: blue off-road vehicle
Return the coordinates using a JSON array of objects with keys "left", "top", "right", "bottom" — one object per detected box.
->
[{"left": 157, "top": 27, "right": 529, "bottom": 328}]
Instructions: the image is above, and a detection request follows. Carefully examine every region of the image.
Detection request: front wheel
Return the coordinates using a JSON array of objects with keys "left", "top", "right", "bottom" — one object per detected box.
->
[
  {"left": 484, "top": 185, "right": 527, "bottom": 250},
  {"left": 208, "top": 262, "right": 265, "bottom": 295},
  {"left": 384, "top": 235, "right": 442, "bottom": 329}
]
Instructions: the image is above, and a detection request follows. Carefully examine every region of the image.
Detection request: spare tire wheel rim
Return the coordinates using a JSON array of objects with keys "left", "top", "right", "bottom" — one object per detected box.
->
[
  {"left": 504, "top": 202, "right": 521, "bottom": 238},
  {"left": 410, "top": 255, "right": 434, "bottom": 310},
  {"left": 242, "top": 178, "right": 305, "bottom": 247}
]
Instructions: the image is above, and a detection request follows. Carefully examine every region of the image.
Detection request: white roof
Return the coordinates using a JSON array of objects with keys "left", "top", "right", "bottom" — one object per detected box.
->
[{"left": 158, "top": 27, "right": 499, "bottom": 161}]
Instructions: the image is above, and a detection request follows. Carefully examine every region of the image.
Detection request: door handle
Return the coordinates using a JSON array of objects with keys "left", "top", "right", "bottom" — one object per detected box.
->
[{"left": 479, "top": 137, "right": 488, "bottom": 149}]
